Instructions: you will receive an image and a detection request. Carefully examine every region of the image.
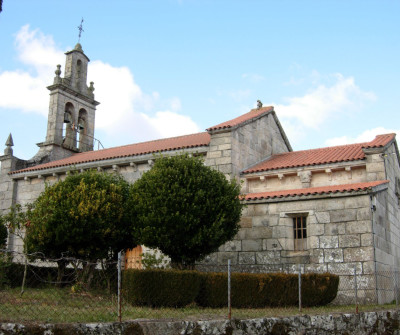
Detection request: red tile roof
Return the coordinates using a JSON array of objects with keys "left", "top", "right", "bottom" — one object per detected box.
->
[
  {"left": 207, "top": 106, "right": 274, "bottom": 131},
  {"left": 244, "top": 180, "right": 389, "bottom": 201},
  {"left": 243, "top": 134, "right": 396, "bottom": 174},
  {"left": 11, "top": 132, "right": 210, "bottom": 174}
]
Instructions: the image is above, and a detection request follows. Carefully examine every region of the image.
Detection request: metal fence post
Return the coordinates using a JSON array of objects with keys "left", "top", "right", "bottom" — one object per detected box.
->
[
  {"left": 298, "top": 264, "right": 302, "bottom": 313},
  {"left": 228, "top": 259, "right": 231, "bottom": 320},
  {"left": 118, "top": 250, "right": 123, "bottom": 322},
  {"left": 354, "top": 265, "right": 358, "bottom": 314}
]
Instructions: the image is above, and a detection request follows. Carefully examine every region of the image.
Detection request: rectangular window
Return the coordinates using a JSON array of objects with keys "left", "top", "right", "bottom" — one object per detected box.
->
[{"left": 293, "top": 216, "right": 307, "bottom": 251}]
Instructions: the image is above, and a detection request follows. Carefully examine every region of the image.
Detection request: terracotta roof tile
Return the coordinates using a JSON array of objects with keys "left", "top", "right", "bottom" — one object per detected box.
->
[
  {"left": 243, "top": 134, "right": 396, "bottom": 174},
  {"left": 12, "top": 132, "right": 210, "bottom": 174},
  {"left": 244, "top": 180, "right": 389, "bottom": 201},
  {"left": 207, "top": 106, "right": 274, "bottom": 131},
  {"left": 362, "top": 133, "right": 396, "bottom": 149}
]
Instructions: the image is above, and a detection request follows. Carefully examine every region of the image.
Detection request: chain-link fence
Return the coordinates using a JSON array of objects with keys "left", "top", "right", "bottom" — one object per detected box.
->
[{"left": 1, "top": 250, "right": 399, "bottom": 323}]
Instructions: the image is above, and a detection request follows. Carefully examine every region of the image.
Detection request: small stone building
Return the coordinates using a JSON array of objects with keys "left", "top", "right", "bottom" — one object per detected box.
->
[{"left": 1, "top": 44, "right": 400, "bottom": 303}]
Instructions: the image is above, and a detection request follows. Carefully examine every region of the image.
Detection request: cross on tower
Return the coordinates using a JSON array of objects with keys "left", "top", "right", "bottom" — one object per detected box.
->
[{"left": 77, "top": 18, "right": 84, "bottom": 42}]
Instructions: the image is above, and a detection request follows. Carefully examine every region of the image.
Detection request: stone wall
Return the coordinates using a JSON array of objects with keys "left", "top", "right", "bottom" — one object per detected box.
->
[
  {"left": 1, "top": 310, "right": 400, "bottom": 334},
  {"left": 203, "top": 192, "right": 380, "bottom": 303},
  {"left": 205, "top": 111, "right": 290, "bottom": 180},
  {"left": 369, "top": 142, "right": 400, "bottom": 303}
]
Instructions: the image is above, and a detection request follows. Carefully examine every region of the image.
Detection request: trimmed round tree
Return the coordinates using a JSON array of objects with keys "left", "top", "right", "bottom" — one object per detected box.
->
[
  {"left": 25, "top": 170, "right": 136, "bottom": 268},
  {"left": 130, "top": 154, "right": 243, "bottom": 269}
]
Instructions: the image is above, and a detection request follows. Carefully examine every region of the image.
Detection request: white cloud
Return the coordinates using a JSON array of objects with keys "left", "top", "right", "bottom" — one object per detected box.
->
[
  {"left": 271, "top": 73, "right": 377, "bottom": 144},
  {"left": 325, "top": 127, "right": 400, "bottom": 146},
  {"left": 276, "top": 74, "right": 376, "bottom": 129},
  {"left": 0, "top": 25, "right": 64, "bottom": 115},
  {"left": 0, "top": 25, "right": 201, "bottom": 146},
  {"left": 143, "top": 111, "right": 200, "bottom": 138}
]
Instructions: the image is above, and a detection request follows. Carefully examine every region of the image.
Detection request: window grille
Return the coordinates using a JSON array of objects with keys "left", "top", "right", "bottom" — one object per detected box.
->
[{"left": 293, "top": 216, "right": 307, "bottom": 251}]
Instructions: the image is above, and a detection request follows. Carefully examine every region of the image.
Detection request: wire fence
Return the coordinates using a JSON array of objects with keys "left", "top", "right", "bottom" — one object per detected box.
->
[{"left": 1, "top": 249, "right": 399, "bottom": 323}]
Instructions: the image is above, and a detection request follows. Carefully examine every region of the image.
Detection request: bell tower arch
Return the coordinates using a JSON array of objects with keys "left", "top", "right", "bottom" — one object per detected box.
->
[{"left": 36, "top": 43, "right": 100, "bottom": 162}]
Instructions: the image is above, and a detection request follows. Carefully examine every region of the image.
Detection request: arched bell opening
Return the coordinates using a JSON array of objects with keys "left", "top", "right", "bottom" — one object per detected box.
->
[
  {"left": 62, "top": 102, "right": 76, "bottom": 148},
  {"left": 78, "top": 108, "right": 88, "bottom": 151}
]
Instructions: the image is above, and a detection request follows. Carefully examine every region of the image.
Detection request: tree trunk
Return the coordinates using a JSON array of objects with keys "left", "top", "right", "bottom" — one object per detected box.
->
[
  {"left": 20, "top": 256, "right": 28, "bottom": 297},
  {"left": 56, "top": 259, "right": 67, "bottom": 287}
]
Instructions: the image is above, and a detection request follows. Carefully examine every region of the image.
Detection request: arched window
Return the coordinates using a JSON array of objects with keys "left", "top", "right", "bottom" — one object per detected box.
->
[
  {"left": 78, "top": 108, "right": 88, "bottom": 151},
  {"left": 76, "top": 60, "right": 82, "bottom": 91},
  {"left": 63, "top": 102, "right": 76, "bottom": 148}
]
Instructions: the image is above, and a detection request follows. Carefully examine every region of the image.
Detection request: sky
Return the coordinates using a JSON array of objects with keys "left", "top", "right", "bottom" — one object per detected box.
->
[{"left": 0, "top": 0, "right": 399, "bottom": 160}]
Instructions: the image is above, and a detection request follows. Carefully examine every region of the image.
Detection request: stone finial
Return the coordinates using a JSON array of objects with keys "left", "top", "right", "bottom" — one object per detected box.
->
[
  {"left": 74, "top": 43, "right": 83, "bottom": 52},
  {"left": 4, "top": 133, "right": 14, "bottom": 155},
  {"left": 53, "top": 64, "right": 62, "bottom": 84},
  {"left": 257, "top": 100, "right": 263, "bottom": 109},
  {"left": 88, "top": 81, "right": 95, "bottom": 98},
  {"left": 55, "top": 64, "right": 61, "bottom": 77},
  {"left": 88, "top": 81, "right": 95, "bottom": 93}
]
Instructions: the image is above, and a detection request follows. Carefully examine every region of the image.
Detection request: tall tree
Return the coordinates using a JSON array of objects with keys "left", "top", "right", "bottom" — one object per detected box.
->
[{"left": 130, "top": 154, "right": 243, "bottom": 269}]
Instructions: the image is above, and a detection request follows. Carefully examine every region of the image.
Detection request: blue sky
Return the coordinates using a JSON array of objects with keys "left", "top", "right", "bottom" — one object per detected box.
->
[{"left": 0, "top": 0, "right": 399, "bottom": 160}]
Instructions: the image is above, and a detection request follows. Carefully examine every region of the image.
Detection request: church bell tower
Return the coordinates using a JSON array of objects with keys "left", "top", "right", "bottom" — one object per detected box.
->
[{"left": 36, "top": 43, "right": 100, "bottom": 161}]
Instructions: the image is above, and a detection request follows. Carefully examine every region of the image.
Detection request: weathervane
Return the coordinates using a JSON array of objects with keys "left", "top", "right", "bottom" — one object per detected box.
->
[{"left": 77, "top": 18, "right": 84, "bottom": 42}]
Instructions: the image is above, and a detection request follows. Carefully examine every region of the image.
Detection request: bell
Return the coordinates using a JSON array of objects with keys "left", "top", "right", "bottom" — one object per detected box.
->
[
  {"left": 64, "top": 111, "right": 71, "bottom": 123},
  {"left": 78, "top": 118, "right": 85, "bottom": 130}
]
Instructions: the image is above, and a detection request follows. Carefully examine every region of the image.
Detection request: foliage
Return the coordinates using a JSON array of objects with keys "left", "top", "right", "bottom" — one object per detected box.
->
[
  {"left": 2, "top": 203, "right": 35, "bottom": 295},
  {"left": 140, "top": 251, "right": 171, "bottom": 269},
  {"left": 2, "top": 203, "right": 33, "bottom": 244},
  {"left": 123, "top": 270, "right": 338, "bottom": 308},
  {"left": 25, "top": 169, "right": 135, "bottom": 262},
  {"left": 130, "top": 154, "right": 243, "bottom": 268},
  {"left": 123, "top": 268, "right": 201, "bottom": 307},
  {"left": 0, "top": 215, "right": 7, "bottom": 248}
]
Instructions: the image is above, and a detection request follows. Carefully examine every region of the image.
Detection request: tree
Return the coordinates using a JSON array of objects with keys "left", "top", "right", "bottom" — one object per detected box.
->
[
  {"left": 25, "top": 170, "right": 136, "bottom": 285},
  {"left": 2, "top": 203, "right": 34, "bottom": 295},
  {"left": 130, "top": 154, "right": 243, "bottom": 269},
  {"left": 0, "top": 215, "right": 7, "bottom": 249}
]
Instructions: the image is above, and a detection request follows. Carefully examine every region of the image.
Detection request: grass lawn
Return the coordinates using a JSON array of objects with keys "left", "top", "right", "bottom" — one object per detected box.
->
[{"left": 0, "top": 287, "right": 397, "bottom": 323}]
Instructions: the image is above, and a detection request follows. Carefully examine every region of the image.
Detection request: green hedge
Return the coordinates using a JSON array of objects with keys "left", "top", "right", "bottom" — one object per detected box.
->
[
  {"left": 123, "top": 269, "right": 339, "bottom": 308},
  {"left": 123, "top": 269, "right": 201, "bottom": 307}
]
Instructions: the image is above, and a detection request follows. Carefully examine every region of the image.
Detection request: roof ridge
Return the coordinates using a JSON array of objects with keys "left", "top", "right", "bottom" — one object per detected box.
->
[
  {"left": 267, "top": 133, "right": 396, "bottom": 157},
  {"left": 207, "top": 106, "right": 274, "bottom": 131},
  {"left": 74, "top": 131, "right": 209, "bottom": 155}
]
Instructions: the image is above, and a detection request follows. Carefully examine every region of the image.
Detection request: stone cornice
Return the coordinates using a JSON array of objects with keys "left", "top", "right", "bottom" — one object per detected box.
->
[
  {"left": 9, "top": 146, "right": 208, "bottom": 180},
  {"left": 47, "top": 84, "right": 100, "bottom": 106}
]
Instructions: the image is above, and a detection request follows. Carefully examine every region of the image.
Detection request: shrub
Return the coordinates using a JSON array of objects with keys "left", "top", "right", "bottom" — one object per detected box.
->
[
  {"left": 122, "top": 269, "right": 339, "bottom": 308},
  {"left": 302, "top": 273, "right": 339, "bottom": 306},
  {"left": 197, "top": 272, "right": 338, "bottom": 308},
  {"left": 123, "top": 269, "right": 201, "bottom": 307}
]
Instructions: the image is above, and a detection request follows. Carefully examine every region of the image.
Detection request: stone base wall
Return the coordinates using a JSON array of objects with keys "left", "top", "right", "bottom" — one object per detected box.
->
[
  {"left": 200, "top": 193, "right": 386, "bottom": 302},
  {"left": 2, "top": 310, "right": 400, "bottom": 335}
]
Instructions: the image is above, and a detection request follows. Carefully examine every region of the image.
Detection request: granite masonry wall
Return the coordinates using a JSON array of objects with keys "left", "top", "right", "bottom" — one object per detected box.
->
[
  {"left": 202, "top": 192, "right": 381, "bottom": 303},
  {"left": 2, "top": 310, "right": 400, "bottom": 335},
  {"left": 205, "top": 111, "right": 290, "bottom": 180}
]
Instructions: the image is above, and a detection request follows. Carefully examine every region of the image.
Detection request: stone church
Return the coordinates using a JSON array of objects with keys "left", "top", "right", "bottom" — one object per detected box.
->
[{"left": 1, "top": 44, "right": 400, "bottom": 303}]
